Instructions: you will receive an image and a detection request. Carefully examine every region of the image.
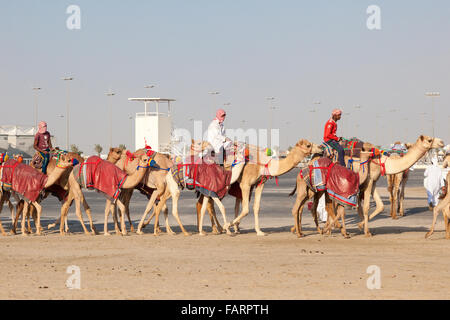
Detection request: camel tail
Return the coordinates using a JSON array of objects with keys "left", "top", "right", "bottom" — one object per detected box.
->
[{"left": 289, "top": 185, "right": 297, "bottom": 197}]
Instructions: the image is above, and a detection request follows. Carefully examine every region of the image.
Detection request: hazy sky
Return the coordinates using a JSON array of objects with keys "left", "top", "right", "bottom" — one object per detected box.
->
[{"left": 1, "top": 0, "right": 449, "bottom": 153}]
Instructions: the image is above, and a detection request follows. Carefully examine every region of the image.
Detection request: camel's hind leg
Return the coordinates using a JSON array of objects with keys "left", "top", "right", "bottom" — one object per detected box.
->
[
  {"left": 398, "top": 175, "right": 407, "bottom": 217},
  {"left": 291, "top": 179, "right": 309, "bottom": 238},
  {"left": 198, "top": 196, "right": 209, "bottom": 236},
  {"left": 11, "top": 200, "right": 24, "bottom": 235},
  {"left": 136, "top": 191, "right": 159, "bottom": 235}
]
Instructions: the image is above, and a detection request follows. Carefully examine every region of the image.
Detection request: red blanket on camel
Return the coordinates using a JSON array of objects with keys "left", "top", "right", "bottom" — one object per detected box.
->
[
  {"left": 1, "top": 159, "right": 48, "bottom": 202},
  {"left": 83, "top": 156, "right": 127, "bottom": 200}
]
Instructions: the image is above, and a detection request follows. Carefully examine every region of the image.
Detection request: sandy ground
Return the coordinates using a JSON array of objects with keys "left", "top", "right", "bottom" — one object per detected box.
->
[{"left": 1, "top": 170, "right": 449, "bottom": 300}]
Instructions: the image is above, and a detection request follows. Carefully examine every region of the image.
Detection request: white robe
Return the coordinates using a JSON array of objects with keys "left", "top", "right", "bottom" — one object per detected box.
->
[
  {"left": 424, "top": 158, "right": 445, "bottom": 206},
  {"left": 206, "top": 118, "right": 231, "bottom": 153}
]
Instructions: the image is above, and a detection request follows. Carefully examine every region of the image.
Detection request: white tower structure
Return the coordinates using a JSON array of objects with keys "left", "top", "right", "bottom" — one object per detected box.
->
[{"left": 128, "top": 98, "right": 175, "bottom": 153}]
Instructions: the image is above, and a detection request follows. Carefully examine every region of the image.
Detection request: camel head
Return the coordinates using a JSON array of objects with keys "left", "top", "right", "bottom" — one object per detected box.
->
[
  {"left": 293, "top": 139, "right": 320, "bottom": 155},
  {"left": 362, "top": 142, "right": 375, "bottom": 151},
  {"left": 416, "top": 135, "right": 444, "bottom": 151},
  {"left": 190, "top": 139, "right": 212, "bottom": 154},
  {"left": 108, "top": 147, "right": 123, "bottom": 162},
  {"left": 55, "top": 153, "right": 76, "bottom": 168}
]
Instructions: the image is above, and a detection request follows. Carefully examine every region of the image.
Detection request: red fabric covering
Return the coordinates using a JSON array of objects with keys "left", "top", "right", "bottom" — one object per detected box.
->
[
  {"left": 184, "top": 156, "right": 232, "bottom": 199},
  {"left": 1, "top": 159, "right": 48, "bottom": 202},
  {"left": 311, "top": 158, "right": 359, "bottom": 199},
  {"left": 83, "top": 156, "right": 127, "bottom": 200}
]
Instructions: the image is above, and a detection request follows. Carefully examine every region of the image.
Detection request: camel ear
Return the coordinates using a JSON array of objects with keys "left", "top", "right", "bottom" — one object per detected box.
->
[
  {"left": 191, "top": 139, "right": 195, "bottom": 144},
  {"left": 419, "top": 135, "right": 425, "bottom": 141},
  {"left": 109, "top": 147, "right": 114, "bottom": 152},
  {"left": 405, "top": 143, "right": 412, "bottom": 149}
]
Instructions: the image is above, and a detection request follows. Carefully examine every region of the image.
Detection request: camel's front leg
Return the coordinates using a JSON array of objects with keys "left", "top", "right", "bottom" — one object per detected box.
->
[
  {"left": 32, "top": 202, "right": 43, "bottom": 236},
  {"left": 104, "top": 199, "right": 113, "bottom": 236},
  {"left": 198, "top": 196, "right": 209, "bottom": 236},
  {"left": 136, "top": 191, "right": 159, "bottom": 235},
  {"left": 252, "top": 183, "right": 266, "bottom": 236},
  {"left": 291, "top": 180, "right": 308, "bottom": 238},
  {"left": 21, "top": 202, "right": 29, "bottom": 236},
  {"left": 81, "top": 196, "right": 97, "bottom": 235},
  {"left": 398, "top": 178, "right": 406, "bottom": 217},
  {"left": 232, "top": 184, "right": 251, "bottom": 233},
  {"left": 169, "top": 187, "right": 190, "bottom": 236},
  {"left": 58, "top": 197, "right": 73, "bottom": 235},
  {"left": 233, "top": 198, "right": 241, "bottom": 233},
  {"left": 11, "top": 200, "right": 24, "bottom": 235},
  {"left": 116, "top": 200, "right": 128, "bottom": 236},
  {"left": 211, "top": 196, "right": 231, "bottom": 235}
]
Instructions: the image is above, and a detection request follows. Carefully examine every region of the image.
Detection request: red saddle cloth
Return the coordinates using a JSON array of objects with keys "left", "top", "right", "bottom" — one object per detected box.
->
[
  {"left": 184, "top": 156, "right": 232, "bottom": 199},
  {"left": 83, "top": 156, "right": 127, "bottom": 200},
  {"left": 308, "top": 157, "right": 359, "bottom": 201},
  {"left": 1, "top": 159, "right": 48, "bottom": 202}
]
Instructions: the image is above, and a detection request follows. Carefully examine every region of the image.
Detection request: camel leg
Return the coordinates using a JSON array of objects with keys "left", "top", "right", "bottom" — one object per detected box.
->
[
  {"left": 368, "top": 187, "right": 385, "bottom": 220},
  {"left": 11, "top": 200, "right": 24, "bottom": 235},
  {"left": 81, "top": 196, "right": 97, "bottom": 235},
  {"left": 162, "top": 204, "right": 175, "bottom": 235},
  {"left": 337, "top": 205, "right": 350, "bottom": 238},
  {"left": 136, "top": 191, "right": 159, "bottom": 235},
  {"left": 251, "top": 183, "right": 266, "bottom": 236},
  {"left": 233, "top": 198, "right": 241, "bottom": 233},
  {"left": 21, "top": 202, "right": 29, "bottom": 236},
  {"left": 32, "top": 202, "right": 43, "bottom": 235},
  {"left": 104, "top": 200, "right": 113, "bottom": 236},
  {"left": 390, "top": 178, "right": 399, "bottom": 220},
  {"left": 207, "top": 198, "right": 222, "bottom": 234},
  {"left": 398, "top": 178, "right": 406, "bottom": 217},
  {"left": 58, "top": 198, "right": 72, "bottom": 235},
  {"left": 211, "top": 196, "right": 231, "bottom": 235},
  {"left": 198, "top": 196, "right": 209, "bottom": 236},
  {"left": 110, "top": 202, "right": 121, "bottom": 235},
  {"left": 116, "top": 200, "right": 127, "bottom": 236},
  {"left": 425, "top": 196, "right": 450, "bottom": 239},
  {"left": 232, "top": 184, "right": 251, "bottom": 234},
  {"left": 291, "top": 179, "right": 308, "bottom": 238},
  {"left": 444, "top": 206, "right": 450, "bottom": 240},
  {"left": 73, "top": 193, "right": 90, "bottom": 235}
]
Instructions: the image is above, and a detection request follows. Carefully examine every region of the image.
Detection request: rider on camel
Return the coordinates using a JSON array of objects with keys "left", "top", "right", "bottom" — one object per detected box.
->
[
  {"left": 323, "top": 108, "right": 345, "bottom": 166},
  {"left": 34, "top": 121, "right": 53, "bottom": 174}
]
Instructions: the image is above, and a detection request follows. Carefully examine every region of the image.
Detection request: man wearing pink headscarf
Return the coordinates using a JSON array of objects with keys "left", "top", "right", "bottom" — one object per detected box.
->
[
  {"left": 206, "top": 109, "right": 232, "bottom": 164},
  {"left": 323, "top": 108, "right": 345, "bottom": 166},
  {"left": 34, "top": 121, "right": 53, "bottom": 174}
]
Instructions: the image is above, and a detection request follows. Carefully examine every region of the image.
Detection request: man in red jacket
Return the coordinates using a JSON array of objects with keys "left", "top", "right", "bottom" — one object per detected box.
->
[{"left": 323, "top": 108, "right": 345, "bottom": 166}]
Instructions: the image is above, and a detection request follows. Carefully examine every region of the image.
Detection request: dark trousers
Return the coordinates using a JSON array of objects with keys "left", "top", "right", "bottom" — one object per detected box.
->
[
  {"left": 40, "top": 149, "right": 50, "bottom": 174},
  {"left": 325, "top": 140, "right": 345, "bottom": 167}
]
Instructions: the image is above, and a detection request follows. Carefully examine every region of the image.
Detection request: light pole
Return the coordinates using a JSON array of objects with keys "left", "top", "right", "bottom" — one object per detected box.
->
[
  {"left": 425, "top": 92, "right": 440, "bottom": 137},
  {"left": 61, "top": 77, "right": 74, "bottom": 150},
  {"left": 343, "top": 112, "right": 351, "bottom": 139},
  {"left": 285, "top": 121, "right": 291, "bottom": 151},
  {"left": 311, "top": 101, "right": 321, "bottom": 142},
  {"left": 375, "top": 114, "right": 382, "bottom": 146},
  {"left": 266, "top": 97, "right": 275, "bottom": 148},
  {"left": 309, "top": 109, "right": 316, "bottom": 141},
  {"left": 32, "top": 87, "right": 42, "bottom": 132},
  {"left": 105, "top": 90, "right": 115, "bottom": 148}
]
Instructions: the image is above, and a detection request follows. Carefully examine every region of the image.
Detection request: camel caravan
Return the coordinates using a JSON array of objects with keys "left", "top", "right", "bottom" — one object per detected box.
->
[{"left": 0, "top": 114, "right": 447, "bottom": 240}]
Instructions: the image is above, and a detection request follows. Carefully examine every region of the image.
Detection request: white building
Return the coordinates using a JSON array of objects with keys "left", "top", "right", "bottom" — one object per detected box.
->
[
  {"left": 0, "top": 125, "right": 57, "bottom": 158},
  {"left": 128, "top": 98, "right": 174, "bottom": 154}
]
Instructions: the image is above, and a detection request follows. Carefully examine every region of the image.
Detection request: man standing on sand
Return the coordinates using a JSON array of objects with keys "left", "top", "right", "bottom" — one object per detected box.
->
[
  {"left": 34, "top": 121, "right": 53, "bottom": 174},
  {"left": 323, "top": 108, "right": 345, "bottom": 166}
]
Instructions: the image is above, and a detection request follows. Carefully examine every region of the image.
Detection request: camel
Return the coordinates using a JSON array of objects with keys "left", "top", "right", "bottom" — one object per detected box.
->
[
  {"left": 425, "top": 153, "right": 450, "bottom": 239},
  {"left": 358, "top": 135, "right": 444, "bottom": 236},
  {"left": 46, "top": 147, "right": 123, "bottom": 235},
  {"left": 133, "top": 140, "right": 221, "bottom": 236},
  {"left": 225, "top": 139, "right": 321, "bottom": 236},
  {"left": 291, "top": 151, "right": 372, "bottom": 238},
  {"left": 100, "top": 152, "right": 151, "bottom": 236},
  {"left": 5, "top": 154, "right": 75, "bottom": 236},
  {"left": 386, "top": 143, "right": 412, "bottom": 219}
]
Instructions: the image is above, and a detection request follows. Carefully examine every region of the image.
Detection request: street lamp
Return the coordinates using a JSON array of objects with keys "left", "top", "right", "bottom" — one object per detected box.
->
[
  {"left": 129, "top": 115, "right": 133, "bottom": 149},
  {"left": 425, "top": 91, "right": 440, "bottom": 137},
  {"left": 32, "top": 87, "right": 42, "bottom": 132},
  {"left": 354, "top": 105, "right": 362, "bottom": 139},
  {"left": 105, "top": 90, "right": 115, "bottom": 148},
  {"left": 61, "top": 77, "right": 74, "bottom": 150}
]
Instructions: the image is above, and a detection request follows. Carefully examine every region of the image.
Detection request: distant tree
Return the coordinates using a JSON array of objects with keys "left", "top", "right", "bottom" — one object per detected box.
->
[
  {"left": 118, "top": 144, "right": 126, "bottom": 151},
  {"left": 94, "top": 144, "right": 103, "bottom": 156},
  {"left": 70, "top": 144, "right": 82, "bottom": 155}
]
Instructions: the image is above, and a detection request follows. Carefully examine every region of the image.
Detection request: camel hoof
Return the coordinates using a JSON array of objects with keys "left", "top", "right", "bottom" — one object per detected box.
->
[
  {"left": 256, "top": 231, "right": 267, "bottom": 237},
  {"left": 199, "top": 232, "right": 207, "bottom": 236},
  {"left": 10, "top": 230, "right": 16, "bottom": 235},
  {"left": 129, "top": 226, "right": 135, "bottom": 233},
  {"left": 183, "top": 232, "right": 192, "bottom": 236},
  {"left": 425, "top": 232, "right": 432, "bottom": 239},
  {"left": 296, "top": 233, "right": 304, "bottom": 238},
  {"left": 392, "top": 216, "right": 399, "bottom": 220},
  {"left": 48, "top": 223, "right": 56, "bottom": 230},
  {"left": 136, "top": 230, "right": 144, "bottom": 235},
  {"left": 343, "top": 234, "right": 351, "bottom": 239},
  {"left": 364, "top": 232, "right": 373, "bottom": 238},
  {"left": 104, "top": 232, "right": 111, "bottom": 236}
]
